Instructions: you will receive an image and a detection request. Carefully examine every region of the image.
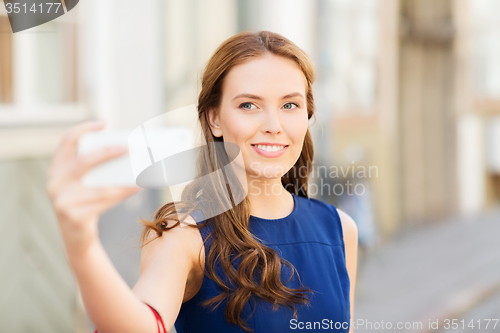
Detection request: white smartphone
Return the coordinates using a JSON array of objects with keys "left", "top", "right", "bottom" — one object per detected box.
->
[{"left": 77, "top": 126, "right": 194, "bottom": 188}]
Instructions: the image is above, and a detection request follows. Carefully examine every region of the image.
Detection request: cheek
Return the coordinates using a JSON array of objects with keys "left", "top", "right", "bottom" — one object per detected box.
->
[
  {"left": 221, "top": 114, "right": 259, "bottom": 159},
  {"left": 288, "top": 118, "right": 309, "bottom": 161},
  {"left": 221, "top": 113, "right": 250, "bottom": 143},
  {"left": 288, "top": 114, "right": 309, "bottom": 144}
]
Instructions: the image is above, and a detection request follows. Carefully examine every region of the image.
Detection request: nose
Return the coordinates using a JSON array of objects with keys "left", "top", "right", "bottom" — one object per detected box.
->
[{"left": 262, "top": 108, "right": 283, "bottom": 134}]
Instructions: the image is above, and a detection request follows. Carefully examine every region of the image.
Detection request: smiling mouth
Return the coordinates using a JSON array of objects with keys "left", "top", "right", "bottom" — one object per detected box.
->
[{"left": 251, "top": 144, "right": 289, "bottom": 152}]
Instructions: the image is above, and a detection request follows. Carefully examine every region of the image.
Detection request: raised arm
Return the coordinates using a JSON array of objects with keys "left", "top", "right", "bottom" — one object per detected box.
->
[
  {"left": 69, "top": 217, "right": 202, "bottom": 333},
  {"left": 45, "top": 121, "right": 202, "bottom": 333},
  {"left": 132, "top": 216, "right": 205, "bottom": 331}
]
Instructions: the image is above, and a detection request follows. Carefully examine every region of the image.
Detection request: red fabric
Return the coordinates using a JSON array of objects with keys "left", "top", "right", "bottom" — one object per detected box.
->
[
  {"left": 94, "top": 302, "right": 167, "bottom": 333},
  {"left": 146, "top": 303, "right": 167, "bottom": 333}
]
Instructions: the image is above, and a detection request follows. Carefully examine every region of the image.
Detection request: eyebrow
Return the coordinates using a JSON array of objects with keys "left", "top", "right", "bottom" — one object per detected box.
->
[{"left": 231, "top": 92, "right": 304, "bottom": 101}]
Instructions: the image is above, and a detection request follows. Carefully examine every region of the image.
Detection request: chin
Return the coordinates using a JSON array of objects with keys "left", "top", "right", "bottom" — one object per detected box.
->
[{"left": 247, "top": 164, "right": 288, "bottom": 179}]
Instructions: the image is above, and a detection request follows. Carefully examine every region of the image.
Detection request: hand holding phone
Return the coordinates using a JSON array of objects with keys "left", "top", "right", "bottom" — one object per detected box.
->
[
  {"left": 77, "top": 125, "right": 195, "bottom": 188},
  {"left": 77, "top": 128, "right": 138, "bottom": 188},
  {"left": 45, "top": 121, "right": 143, "bottom": 255}
]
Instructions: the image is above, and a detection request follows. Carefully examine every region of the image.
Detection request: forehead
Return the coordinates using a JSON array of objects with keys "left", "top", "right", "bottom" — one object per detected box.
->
[{"left": 221, "top": 54, "right": 307, "bottom": 99}]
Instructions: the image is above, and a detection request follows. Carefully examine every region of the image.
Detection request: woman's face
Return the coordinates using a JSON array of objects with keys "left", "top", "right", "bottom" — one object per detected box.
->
[{"left": 208, "top": 53, "right": 309, "bottom": 181}]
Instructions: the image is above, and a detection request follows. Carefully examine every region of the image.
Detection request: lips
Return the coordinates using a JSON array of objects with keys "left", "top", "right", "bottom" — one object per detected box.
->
[
  {"left": 251, "top": 143, "right": 289, "bottom": 157},
  {"left": 252, "top": 144, "right": 286, "bottom": 152}
]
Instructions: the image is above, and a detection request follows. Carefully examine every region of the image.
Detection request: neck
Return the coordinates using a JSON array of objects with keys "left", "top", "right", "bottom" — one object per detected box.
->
[{"left": 246, "top": 177, "right": 294, "bottom": 219}]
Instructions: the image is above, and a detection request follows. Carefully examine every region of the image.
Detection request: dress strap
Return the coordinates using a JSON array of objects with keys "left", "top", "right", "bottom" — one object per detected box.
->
[{"left": 93, "top": 302, "right": 167, "bottom": 333}]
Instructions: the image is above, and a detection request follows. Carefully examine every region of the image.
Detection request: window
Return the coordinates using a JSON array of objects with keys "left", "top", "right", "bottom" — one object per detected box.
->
[
  {"left": 471, "top": 0, "right": 500, "bottom": 100},
  {"left": 317, "top": 0, "right": 380, "bottom": 116},
  {"left": 0, "top": 6, "right": 87, "bottom": 126}
]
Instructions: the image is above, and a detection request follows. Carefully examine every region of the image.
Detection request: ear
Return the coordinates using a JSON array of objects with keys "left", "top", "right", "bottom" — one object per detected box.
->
[{"left": 206, "top": 107, "right": 223, "bottom": 137}]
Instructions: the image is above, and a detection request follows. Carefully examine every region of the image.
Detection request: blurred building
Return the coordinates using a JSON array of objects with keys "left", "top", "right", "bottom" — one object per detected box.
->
[
  {"left": 1, "top": 0, "right": 499, "bottom": 332},
  {"left": 323, "top": 0, "right": 500, "bottom": 243}
]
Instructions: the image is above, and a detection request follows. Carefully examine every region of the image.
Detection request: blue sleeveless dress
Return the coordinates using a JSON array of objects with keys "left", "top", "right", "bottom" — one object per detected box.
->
[{"left": 174, "top": 193, "right": 351, "bottom": 332}]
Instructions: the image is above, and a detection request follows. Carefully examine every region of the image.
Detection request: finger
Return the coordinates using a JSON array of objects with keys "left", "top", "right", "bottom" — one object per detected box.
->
[
  {"left": 97, "top": 187, "right": 143, "bottom": 210},
  {"left": 57, "top": 186, "right": 141, "bottom": 207},
  {"left": 73, "top": 187, "right": 143, "bottom": 215},
  {"left": 47, "top": 158, "right": 88, "bottom": 197},
  {"left": 53, "top": 186, "right": 141, "bottom": 219},
  {"left": 72, "top": 146, "right": 129, "bottom": 178},
  {"left": 92, "top": 186, "right": 142, "bottom": 201},
  {"left": 49, "top": 121, "right": 106, "bottom": 175},
  {"left": 48, "top": 147, "right": 131, "bottom": 198}
]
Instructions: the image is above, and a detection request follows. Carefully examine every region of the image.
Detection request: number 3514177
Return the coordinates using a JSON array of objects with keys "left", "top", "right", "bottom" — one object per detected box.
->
[
  {"left": 443, "top": 319, "right": 498, "bottom": 330},
  {"left": 5, "top": 3, "right": 62, "bottom": 14}
]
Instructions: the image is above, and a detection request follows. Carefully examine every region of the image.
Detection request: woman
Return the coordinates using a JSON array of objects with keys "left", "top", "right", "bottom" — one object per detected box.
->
[{"left": 46, "top": 30, "right": 358, "bottom": 333}]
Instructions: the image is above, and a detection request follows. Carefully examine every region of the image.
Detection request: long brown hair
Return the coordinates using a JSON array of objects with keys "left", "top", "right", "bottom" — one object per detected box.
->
[{"left": 138, "top": 30, "right": 316, "bottom": 332}]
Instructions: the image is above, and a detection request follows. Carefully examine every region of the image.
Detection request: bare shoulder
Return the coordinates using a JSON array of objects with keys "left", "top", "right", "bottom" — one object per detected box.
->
[
  {"left": 132, "top": 213, "right": 205, "bottom": 327},
  {"left": 138, "top": 214, "right": 204, "bottom": 276},
  {"left": 336, "top": 208, "right": 358, "bottom": 243},
  {"left": 336, "top": 209, "right": 358, "bottom": 329}
]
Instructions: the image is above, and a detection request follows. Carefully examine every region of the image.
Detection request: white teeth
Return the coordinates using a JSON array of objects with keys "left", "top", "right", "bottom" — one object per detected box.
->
[{"left": 255, "top": 145, "right": 285, "bottom": 152}]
